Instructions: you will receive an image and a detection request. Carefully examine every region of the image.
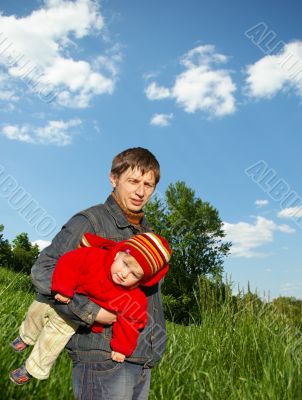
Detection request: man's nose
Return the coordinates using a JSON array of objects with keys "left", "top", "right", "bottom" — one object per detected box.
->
[{"left": 135, "top": 183, "right": 145, "bottom": 197}]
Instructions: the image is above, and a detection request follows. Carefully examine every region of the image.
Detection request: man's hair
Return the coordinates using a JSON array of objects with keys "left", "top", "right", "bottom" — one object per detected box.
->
[{"left": 111, "top": 147, "right": 160, "bottom": 184}]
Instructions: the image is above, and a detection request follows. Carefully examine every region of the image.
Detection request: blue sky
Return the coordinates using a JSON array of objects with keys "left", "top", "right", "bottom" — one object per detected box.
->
[{"left": 1, "top": 0, "right": 302, "bottom": 300}]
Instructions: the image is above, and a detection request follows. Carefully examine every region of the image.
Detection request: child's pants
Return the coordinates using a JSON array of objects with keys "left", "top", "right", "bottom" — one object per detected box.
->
[{"left": 19, "top": 300, "right": 78, "bottom": 379}]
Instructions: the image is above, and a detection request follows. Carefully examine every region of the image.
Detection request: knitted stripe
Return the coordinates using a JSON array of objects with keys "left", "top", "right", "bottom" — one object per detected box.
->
[
  {"left": 138, "top": 233, "right": 170, "bottom": 266},
  {"left": 125, "top": 233, "right": 169, "bottom": 275},
  {"left": 131, "top": 239, "right": 159, "bottom": 275},
  {"left": 78, "top": 235, "right": 91, "bottom": 248},
  {"left": 144, "top": 232, "right": 171, "bottom": 262},
  {"left": 134, "top": 235, "right": 163, "bottom": 271},
  {"left": 124, "top": 241, "right": 155, "bottom": 274}
]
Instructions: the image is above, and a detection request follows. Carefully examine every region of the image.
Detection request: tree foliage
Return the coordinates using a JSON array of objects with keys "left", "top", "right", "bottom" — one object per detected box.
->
[
  {"left": 0, "top": 226, "right": 39, "bottom": 274},
  {"left": 145, "top": 181, "right": 231, "bottom": 323},
  {"left": 0, "top": 224, "right": 12, "bottom": 267},
  {"left": 11, "top": 232, "right": 40, "bottom": 274}
]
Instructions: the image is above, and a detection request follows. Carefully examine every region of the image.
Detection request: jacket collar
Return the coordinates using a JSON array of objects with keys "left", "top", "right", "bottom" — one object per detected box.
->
[{"left": 104, "top": 194, "right": 150, "bottom": 231}]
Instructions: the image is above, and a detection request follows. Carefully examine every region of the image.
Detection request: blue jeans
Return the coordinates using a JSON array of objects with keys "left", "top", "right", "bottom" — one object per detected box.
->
[{"left": 72, "top": 360, "right": 151, "bottom": 399}]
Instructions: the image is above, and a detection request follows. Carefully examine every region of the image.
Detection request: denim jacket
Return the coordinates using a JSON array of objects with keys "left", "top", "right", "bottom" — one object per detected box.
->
[{"left": 31, "top": 194, "right": 166, "bottom": 367}]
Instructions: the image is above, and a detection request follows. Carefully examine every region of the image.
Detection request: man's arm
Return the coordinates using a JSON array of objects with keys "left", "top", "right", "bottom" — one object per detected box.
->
[{"left": 31, "top": 214, "right": 108, "bottom": 326}]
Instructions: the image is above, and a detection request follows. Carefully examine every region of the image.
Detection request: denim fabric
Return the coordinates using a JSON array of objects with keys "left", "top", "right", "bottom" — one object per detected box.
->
[
  {"left": 31, "top": 194, "right": 167, "bottom": 368},
  {"left": 72, "top": 359, "right": 151, "bottom": 400}
]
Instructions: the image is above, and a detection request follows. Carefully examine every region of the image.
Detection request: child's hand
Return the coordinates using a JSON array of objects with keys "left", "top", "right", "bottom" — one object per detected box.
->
[
  {"left": 111, "top": 351, "right": 126, "bottom": 363},
  {"left": 55, "top": 293, "right": 71, "bottom": 304},
  {"left": 95, "top": 308, "right": 117, "bottom": 325}
]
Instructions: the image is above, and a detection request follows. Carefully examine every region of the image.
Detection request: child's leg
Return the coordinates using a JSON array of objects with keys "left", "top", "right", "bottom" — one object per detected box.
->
[
  {"left": 25, "top": 304, "right": 78, "bottom": 380},
  {"left": 19, "top": 300, "right": 50, "bottom": 345}
]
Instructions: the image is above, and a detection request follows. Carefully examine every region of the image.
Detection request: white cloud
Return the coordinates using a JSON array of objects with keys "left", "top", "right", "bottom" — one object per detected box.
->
[
  {"left": 277, "top": 224, "right": 295, "bottom": 234},
  {"left": 245, "top": 41, "right": 302, "bottom": 99},
  {"left": 150, "top": 113, "right": 173, "bottom": 127},
  {"left": 172, "top": 67, "right": 236, "bottom": 116},
  {"left": 92, "top": 120, "right": 101, "bottom": 133},
  {"left": 278, "top": 206, "right": 302, "bottom": 218},
  {"left": 94, "top": 45, "right": 123, "bottom": 78},
  {"left": 280, "top": 281, "right": 302, "bottom": 298},
  {"left": 1, "top": 125, "right": 34, "bottom": 143},
  {"left": 1, "top": 103, "right": 16, "bottom": 112},
  {"left": 255, "top": 199, "right": 269, "bottom": 207},
  {"left": 0, "top": 0, "right": 120, "bottom": 108},
  {"left": 145, "top": 45, "right": 236, "bottom": 118},
  {"left": 0, "top": 70, "right": 19, "bottom": 103},
  {"left": 143, "top": 71, "right": 160, "bottom": 81},
  {"left": 1, "top": 119, "right": 82, "bottom": 146},
  {"left": 33, "top": 240, "right": 51, "bottom": 251},
  {"left": 181, "top": 45, "right": 228, "bottom": 68},
  {"left": 0, "top": 90, "right": 18, "bottom": 101},
  {"left": 223, "top": 216, "right": 295, "bottom": 258},
  {"left": 145, "top": 82, "right": 171, "bottom": 100}
]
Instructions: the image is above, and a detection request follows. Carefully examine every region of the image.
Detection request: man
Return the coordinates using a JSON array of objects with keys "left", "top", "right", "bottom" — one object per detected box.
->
[{"left": 31, "top": 147, "right": 166, "bottom": 399}]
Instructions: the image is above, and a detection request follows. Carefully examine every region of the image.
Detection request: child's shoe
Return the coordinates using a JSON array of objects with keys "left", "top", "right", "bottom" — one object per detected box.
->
[
  {"left": 9, "top": 364, "right": 32, "bottom": 385},
  {"left": 10, "top": 336, "right": 28, "bottom": 353}
]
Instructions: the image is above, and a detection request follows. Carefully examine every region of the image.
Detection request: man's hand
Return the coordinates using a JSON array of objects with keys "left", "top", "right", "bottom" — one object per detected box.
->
[
  {"left": 94, "top": 308, "right": 117, "bottom": 325},
  {"left": 111, "top": 351, "right": 126, "bottom": 363},
  {"left": 55, "top": 293, "right": 71, "bottom": 304}
]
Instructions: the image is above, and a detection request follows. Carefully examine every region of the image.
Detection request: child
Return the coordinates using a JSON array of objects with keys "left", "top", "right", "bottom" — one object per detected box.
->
[{"left": 9, "top": 232, "right": 171, "bottom": 385}]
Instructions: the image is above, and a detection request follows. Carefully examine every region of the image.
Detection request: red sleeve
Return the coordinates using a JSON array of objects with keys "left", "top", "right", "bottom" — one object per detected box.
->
[
  {"left": 110, "top": 291, "right": 148, "bottom": 357},
  {"left": 79, "top": 233, "right": 116, "bottom": 250},
  {"left": 51, "top": 248, "right": 89, "bottom": 298}
]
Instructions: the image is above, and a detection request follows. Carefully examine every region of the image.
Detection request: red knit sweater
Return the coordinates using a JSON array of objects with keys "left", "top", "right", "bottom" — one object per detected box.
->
[{"left": 51, "top": 247, "right": 148, "bottom": 357}]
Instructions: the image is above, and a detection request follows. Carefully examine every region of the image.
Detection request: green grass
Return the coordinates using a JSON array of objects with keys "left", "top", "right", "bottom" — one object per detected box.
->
[
  {"left": 150, "top": 308, "right": 302, "bottom": 399},
  {"left": 1, "top": 267, "right": 302, "bottom": 399},
  {"left": 0, "top": 267, "right": 74, "bottom": 399}
]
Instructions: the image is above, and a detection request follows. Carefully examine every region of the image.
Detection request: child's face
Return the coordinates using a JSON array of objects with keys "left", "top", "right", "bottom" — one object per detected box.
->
[{"left": 111, "top": 252, "right": 144, "bottom": 288}]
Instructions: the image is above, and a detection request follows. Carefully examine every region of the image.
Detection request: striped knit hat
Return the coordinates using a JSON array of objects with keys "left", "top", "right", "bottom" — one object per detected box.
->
[
  {"left": 79, "top": 232, "right": 172, "bottom": 286},
  {"left": 116, "top": 232, "right": 172, "bottom": 286}
]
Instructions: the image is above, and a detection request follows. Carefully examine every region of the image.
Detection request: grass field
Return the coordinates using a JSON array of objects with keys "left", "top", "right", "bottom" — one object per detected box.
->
[{"left": 1, "top": 267, "right": 302, "bottom": 399}]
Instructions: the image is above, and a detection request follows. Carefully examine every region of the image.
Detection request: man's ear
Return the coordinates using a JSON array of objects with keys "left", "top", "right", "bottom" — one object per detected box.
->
[{"left": 110, "top": 173, "right": 117, "bottom": 189}]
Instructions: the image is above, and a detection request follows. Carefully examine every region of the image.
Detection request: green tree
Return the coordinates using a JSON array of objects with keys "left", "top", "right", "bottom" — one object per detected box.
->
[
  {"left": 145, "top": 181, "right": 231, "bottom": 323},
  {"left": 11, "top": 232, "right": 40, "bottom": 274},
  {"left": 0, "top": 224, "right": 12, "bottom": 267}
]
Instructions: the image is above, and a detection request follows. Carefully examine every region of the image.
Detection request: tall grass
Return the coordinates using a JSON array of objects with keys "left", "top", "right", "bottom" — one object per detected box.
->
[
  {"left": 1, "top": 267, "right": 302, "bottom": 399},
  {"left": 150, "top": 306, "right": 302, "bottom": 399},
  {"left": 0, "top": 267, "right": 73, "bottom": 399}
]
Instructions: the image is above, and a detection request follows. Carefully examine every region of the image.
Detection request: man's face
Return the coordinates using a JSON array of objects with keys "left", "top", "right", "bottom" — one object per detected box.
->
[
  {"left": 111, "top": 252, "right": 144, "bottom": 287},
  {"left": 110, "top": 167, "right": 156, "bottom": 212}
]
